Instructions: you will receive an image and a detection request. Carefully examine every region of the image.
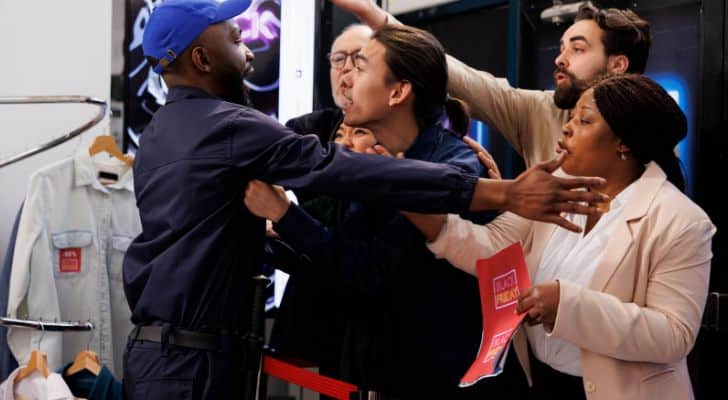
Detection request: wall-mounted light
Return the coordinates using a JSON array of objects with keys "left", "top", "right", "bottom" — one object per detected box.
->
[{"left": 540, "top": 1, "right": 590, "bottom": 25}]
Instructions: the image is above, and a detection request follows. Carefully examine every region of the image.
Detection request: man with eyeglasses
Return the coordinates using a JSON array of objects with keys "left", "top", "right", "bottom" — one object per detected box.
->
[{"left": 284, "top": 24, "right": 373, "bottom": 143}]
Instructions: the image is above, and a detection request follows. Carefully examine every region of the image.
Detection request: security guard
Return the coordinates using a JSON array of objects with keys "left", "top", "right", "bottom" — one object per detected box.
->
[{"left": 121, "top": 0, "right": 606, "bottom": 398}]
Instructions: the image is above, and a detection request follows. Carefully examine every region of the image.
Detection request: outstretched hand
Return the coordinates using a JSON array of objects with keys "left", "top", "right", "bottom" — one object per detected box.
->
[
  {"left": 505, "top": 153, "right": 608, "bottom": 232},
  {"left": 329, "top": 0, "right": 388, "bottom": 29},
  {"left": 470, "top": 153, "right": 608, "bottom": 232}
]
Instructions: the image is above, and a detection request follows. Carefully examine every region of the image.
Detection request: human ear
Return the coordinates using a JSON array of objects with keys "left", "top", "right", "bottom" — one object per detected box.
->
[
  {"left": 389, "top": 80, "right": 413, "bottom": 107},
  {"left": 607, "top": 54, "right": 629, "bottom": 74},
  {"left": 191, "top": 46, "right": 212, "bottom": 73}
]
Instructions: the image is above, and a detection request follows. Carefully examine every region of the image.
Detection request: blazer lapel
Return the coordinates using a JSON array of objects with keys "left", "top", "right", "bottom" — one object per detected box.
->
[
  {"left": 588, "top": 219, "right": 635, "bottom": 291},
  {"left": 527, "top": 222, "right": 556, "bottom": 280},
  {"left": 589, "top": 162, "right": 667, "bottom": 291}
]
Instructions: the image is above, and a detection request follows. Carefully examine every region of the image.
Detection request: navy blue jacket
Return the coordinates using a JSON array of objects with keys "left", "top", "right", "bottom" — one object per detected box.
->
[
  {"left": 122, "top": 87, "right": 478, "bottom": 333},
  {"left": 273, "top": 125, "right": 504, "bottom": 398},
  {"left": 60, "top": 363, "right": 122, "bottom": 400}
]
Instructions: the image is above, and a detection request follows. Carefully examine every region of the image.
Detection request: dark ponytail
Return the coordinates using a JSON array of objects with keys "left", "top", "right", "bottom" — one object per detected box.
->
[
  {"left": 592, "top": 74, "right": 687, "bottom": 192},
  {"left": 652, "top": 150, "right": 686, "bottom": 192},
  {"left": 373, "top": 25, "right": 449, "bottom": 131},
  {"left": 444, "top": 97, "right": 471, "bottom": 136}
]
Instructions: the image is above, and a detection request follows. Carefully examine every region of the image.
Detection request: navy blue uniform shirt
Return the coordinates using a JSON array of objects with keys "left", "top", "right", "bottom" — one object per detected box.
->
[{"left": 122, "top": 87, "right": 479, "bottom": 332}]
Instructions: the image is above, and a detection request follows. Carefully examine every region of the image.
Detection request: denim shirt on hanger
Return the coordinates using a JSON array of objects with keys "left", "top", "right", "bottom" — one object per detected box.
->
[{"left": 6, "top": 149, "right": 140, "bottom": 376}]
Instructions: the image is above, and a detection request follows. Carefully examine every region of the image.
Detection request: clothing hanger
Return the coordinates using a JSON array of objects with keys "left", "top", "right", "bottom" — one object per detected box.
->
[
  {"left": 64, "top": 351, "right": 101, "bottom": 376},
  {"left": 88, "top": 135, "right": 133, "bottom": 167},
  {"left": 14, "top": 321, "right": 50, "bottom": 383},
  {"left": 65, "top": 326, "right": 101, "bottom": 376},
  {"left": 14, "top": 351, "right": 50, "bottom": 382}
]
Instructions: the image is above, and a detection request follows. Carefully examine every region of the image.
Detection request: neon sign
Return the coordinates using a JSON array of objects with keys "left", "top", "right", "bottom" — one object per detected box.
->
[
  {"left": 236, "top": 0, "right": 281, "bottom": 93},
  {"left": 236, "top": 0, "right": 281, "bottom": 53}
]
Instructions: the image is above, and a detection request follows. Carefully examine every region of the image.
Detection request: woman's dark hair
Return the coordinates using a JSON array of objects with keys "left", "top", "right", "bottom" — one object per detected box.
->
[
  {"left": 372, "top": 25, "right": 470, "bottom": 134},
  {"left": 444, "top": 97, "right": 471, "bottom": 135},
  {"left": 592, "top": 74, "right": 687, "bottom": 191},
  {"left": 575, "top": 4, "right": 651, "bottom": 74}
]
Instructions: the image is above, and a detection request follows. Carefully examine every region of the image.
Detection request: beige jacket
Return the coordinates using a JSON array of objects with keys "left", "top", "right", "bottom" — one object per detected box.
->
[
  {"left": 446, "top": 55, "right": 568, "bottom": 166},
  {"left": 428, "top": 162, "right": 715, "bottom": 400}
]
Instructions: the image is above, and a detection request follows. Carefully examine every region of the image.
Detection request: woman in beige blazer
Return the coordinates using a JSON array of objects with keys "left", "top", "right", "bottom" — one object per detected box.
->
[{"left": 407, "top": 74, "right": 715, "bottom": 400}]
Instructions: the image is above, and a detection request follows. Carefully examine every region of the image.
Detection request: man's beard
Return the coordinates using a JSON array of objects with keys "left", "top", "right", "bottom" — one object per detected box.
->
[
  {"left": 552, "top": 68, "right": 593, "bottom": 109},
  {"left": 220, "top": 68, "right": 253, "bottom": 107}
]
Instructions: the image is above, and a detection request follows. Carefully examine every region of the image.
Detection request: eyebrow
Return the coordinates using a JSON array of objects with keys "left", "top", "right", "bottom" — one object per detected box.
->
[
  {"left": 560, "top": 35, "right": 590, "bottom": 46},
  {"left": 354, "top": 53, "right": 368, "bottom": 64},
  {"left": 332, "top": 48, "right": 361, "bottom": 55}
]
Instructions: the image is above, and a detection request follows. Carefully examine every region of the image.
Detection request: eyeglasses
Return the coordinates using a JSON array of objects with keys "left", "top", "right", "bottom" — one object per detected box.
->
[{"left": 327, "top": 50, "right": 360, "bottom": 70}]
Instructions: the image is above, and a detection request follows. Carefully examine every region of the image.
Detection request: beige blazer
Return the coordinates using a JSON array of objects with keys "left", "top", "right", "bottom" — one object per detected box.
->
[{"left": 429, "top": 162, "right": 716, "bottom": 400}]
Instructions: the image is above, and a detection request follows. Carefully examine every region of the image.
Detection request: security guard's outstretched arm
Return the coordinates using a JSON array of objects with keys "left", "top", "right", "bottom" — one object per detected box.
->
[{"left": 121, "top": 2, "right": 607, "bottom": 399}]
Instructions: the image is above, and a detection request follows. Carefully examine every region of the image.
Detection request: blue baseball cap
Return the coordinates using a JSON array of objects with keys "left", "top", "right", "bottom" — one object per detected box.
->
[{"left": 143, "top": 0, "right": 252, "bottom": 73}]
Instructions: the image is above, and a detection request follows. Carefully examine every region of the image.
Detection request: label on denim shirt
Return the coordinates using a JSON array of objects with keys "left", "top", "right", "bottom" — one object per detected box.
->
[{"left": 59, "top": 248, "right": 82, "bottom": 273}]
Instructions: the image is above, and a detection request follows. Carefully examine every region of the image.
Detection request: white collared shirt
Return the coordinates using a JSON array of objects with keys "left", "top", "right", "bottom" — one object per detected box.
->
[
  {"left": 6, "top": 148, "right": 140, "bottom": 377},
  {"left": 0, "top": 367, "right": 74, "bottom": 400},
  {"left": 527, "top": 183, "right": 636, "bottom": 376}
]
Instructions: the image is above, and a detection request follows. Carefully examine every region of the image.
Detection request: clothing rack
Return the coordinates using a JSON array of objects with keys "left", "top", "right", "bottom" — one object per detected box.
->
[
  {"left": 0, "top": 317, "right": 94, "bottom": 332},
  {"left": 0, "top": 96, "right": 108, "bottom": 169}
]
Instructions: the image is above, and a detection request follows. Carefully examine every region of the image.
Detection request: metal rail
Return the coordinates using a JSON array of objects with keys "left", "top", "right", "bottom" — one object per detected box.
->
[
  {"left": 0, "top": 317, "right": 94, "bottom": 332},
  {"left": 0, "top": 96, "right": 108, "bottom": 169}
]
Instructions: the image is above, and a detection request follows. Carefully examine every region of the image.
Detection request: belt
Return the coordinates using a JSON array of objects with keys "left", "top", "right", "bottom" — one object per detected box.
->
[{"left": 132, "top": 325, "right": 245, "bottom": 352}]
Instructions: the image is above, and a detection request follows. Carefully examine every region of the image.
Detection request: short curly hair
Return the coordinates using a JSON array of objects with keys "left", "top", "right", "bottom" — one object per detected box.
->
[{"left": 576, "top": 3, "right": 651, "bottom": 74}]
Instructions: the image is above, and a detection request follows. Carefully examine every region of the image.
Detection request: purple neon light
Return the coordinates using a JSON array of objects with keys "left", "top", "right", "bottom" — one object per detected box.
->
[{"left": 236, "top": 0, "right": 281, "bottom": 53}]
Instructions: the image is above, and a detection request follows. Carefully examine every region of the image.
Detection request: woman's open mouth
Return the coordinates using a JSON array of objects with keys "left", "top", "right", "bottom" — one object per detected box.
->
[{"left": 556, "top": 141, "right": 569, "bottom": 154}]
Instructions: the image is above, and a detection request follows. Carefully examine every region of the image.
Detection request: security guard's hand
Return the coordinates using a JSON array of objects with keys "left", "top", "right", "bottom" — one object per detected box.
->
[
  {"left": 470, "top": 153, "right": 608, "bottom": 233},
  {"left": 329, "top": 0, "right": 388, "bottom": 30},
  {"left": 506, "top": 153, "right": 607, "bottom": 232},
  {"left": 244, "top": 180, "right": 290, "bottom": 223}
]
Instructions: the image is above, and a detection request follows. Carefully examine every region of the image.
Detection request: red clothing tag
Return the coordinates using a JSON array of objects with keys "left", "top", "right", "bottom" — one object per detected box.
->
[{"left": 59, "top": 248, "right": 82, "bottom": 273}]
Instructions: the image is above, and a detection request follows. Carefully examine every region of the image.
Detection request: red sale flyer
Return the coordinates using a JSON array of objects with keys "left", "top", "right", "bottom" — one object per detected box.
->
[{"left": 459, "top": 242, "right": 531, "bottom": 387}]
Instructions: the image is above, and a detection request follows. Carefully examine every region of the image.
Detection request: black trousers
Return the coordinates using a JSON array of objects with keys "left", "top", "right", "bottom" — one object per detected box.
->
[
  {"left": 123, "top": 338, "right": 247, "bottom": 399},
  {"left": 527, "top": 347, "right": 586, "bottom": 400}
]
